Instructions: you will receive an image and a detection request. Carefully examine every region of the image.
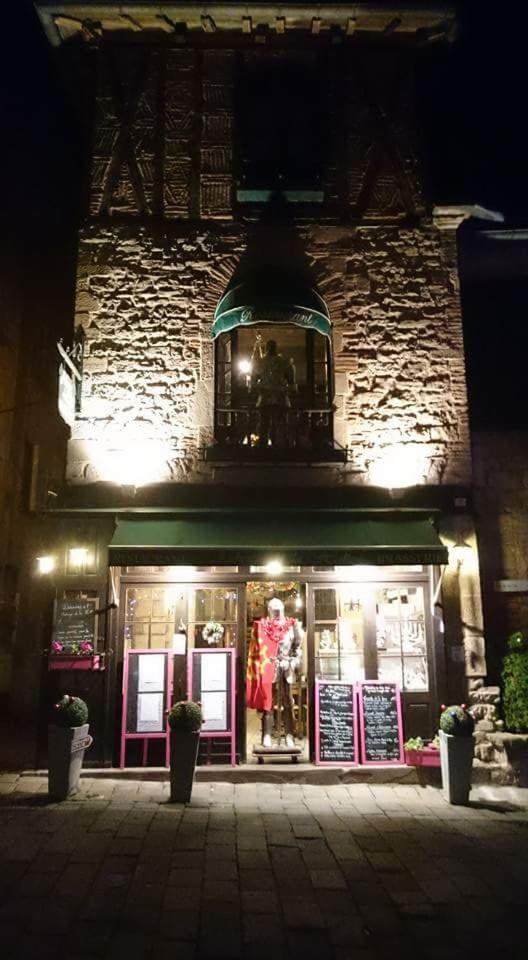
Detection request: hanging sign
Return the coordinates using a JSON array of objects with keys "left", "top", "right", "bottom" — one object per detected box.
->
[
  {"left": 358, "top": 681, "right": 404, "bottom": 765},
  {"left": 58, "top": 364, "right": 76, "bottom": 427},
  {"left": 315, "top": 680, "right": 358, "bottom": 766}
]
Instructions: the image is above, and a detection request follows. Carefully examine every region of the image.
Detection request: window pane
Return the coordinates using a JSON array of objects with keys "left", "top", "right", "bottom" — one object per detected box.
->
[
  {"left": 314, "top": 585, "right": 365, "bottom": 682},
  {"left": 126, "top": 587, "right": 152, "bottom": 621},
  {"left": 375, "top": 586, "right": 428, "bottom": 692}
]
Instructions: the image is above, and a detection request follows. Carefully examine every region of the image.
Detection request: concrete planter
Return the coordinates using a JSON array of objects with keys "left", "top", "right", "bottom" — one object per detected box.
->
[
  {"left": 170, "top": 731, "right": 200, "bottom": 803},
  {"left": 48, "top": 723, "right": 92, "bottom": 800},
  {"left": 439, "top": 729, "right": 475, "bottom": 804}
]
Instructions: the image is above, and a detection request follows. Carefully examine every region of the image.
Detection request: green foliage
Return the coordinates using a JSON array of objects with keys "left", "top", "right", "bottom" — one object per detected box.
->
[
  {"left": 168, "top": 700, "right": 203, "bottom": 733},
  {"left": 52, "top": 695, "right": 89, "bottom": 728},
  {"left": 404, "top": 737, "right": 425, "bottom": 751},
  {"left": 507, "top": 631, "right": 528, "bottom": 654},
  {"left": 439, "top": 705, "right": 474, "bottom": 737},
  {"left": 502, "top": 648, "right": 528, "bottom": 733}
]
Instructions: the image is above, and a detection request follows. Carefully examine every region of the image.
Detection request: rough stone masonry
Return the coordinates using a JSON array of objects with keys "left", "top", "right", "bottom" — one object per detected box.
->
[{"left": 69, "top": 220, "right": 471, "bottom": 488}]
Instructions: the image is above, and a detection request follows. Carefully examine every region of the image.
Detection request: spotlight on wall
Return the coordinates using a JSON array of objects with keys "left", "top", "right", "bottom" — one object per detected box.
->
[
  {"left": 238, "top": 358, "right": 253, "bottom": 375},
  {"left": 368, "top": 445, "right": 427, "bottom": 489},
  {"left": 98, "top": 442, "right": 170, "bottom": 487},
  {"left": 265, "top": 560, "right": 284, "bottom": 576},
  {"left": 69, "top": 547, "right": 88, "bottom": 567},
  {"left": 37, "top": 556, "right": 55, "bottom": 574}
]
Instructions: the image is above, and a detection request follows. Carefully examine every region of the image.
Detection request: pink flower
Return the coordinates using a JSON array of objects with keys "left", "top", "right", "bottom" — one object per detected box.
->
[
  {"left": 79, "top": 641, "right": 93, "bottom": 654},
  {"left": 51, "top": 641, "right": 63, "bottom": 653}
]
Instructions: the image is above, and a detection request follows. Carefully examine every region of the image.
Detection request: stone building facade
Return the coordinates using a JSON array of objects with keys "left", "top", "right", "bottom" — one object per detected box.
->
[{"left": 17, "top": 2, "right": 492, "bottom": 769}]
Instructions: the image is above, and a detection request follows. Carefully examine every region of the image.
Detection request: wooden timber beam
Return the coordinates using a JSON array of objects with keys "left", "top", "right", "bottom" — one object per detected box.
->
[{"left": 34, "top": 3, "right": 456, "bottom": 47}]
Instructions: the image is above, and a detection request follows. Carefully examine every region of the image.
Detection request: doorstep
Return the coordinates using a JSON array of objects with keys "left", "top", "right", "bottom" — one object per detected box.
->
[{"left": 28, "top": 763, "right": 435, "bottom": 785}]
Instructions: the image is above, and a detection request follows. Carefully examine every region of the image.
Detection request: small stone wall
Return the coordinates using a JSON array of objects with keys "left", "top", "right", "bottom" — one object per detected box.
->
[{"left": 469, "top": 679, "right": 528, "bottom": 785}]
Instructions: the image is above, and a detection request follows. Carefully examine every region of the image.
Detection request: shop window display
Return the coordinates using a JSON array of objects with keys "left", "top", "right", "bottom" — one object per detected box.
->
[
  {"left": 245, "top": 581, "right": 308, "bottom": 760},
  {"left": 314, "top": 585, "right": 366, "bottom": 683},
  {"left": 375, "top": 587, "right": 428, "bottom": 691}
]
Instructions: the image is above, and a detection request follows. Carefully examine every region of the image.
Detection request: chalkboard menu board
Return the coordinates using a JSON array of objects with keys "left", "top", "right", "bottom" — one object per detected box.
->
[
  {"left": 315, "top": 681, "right": 358, "bottom": 766},
  {"left": 52, "top": 598, "right": 98, "bottom": 648},
  {"left": 358, "top": 681, "right": 404, "bottom": 765}
]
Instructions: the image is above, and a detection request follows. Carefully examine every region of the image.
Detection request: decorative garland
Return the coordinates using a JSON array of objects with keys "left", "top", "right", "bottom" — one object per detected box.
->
[{"left": 202, "top": 621, "right": 225, "bottom": 646}]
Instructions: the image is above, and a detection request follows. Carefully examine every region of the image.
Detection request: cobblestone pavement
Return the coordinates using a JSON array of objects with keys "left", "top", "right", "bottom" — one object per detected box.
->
[{"left": 0, "top": 775, "right": 527, "bottom": 960}]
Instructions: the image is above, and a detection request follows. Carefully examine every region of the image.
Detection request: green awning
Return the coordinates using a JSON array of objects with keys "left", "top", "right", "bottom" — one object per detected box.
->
[
  {"left": 108, "top": 514, "right": 447, "bottom": 566},
  {"left": 212, "top": 281, "right": 331, "bottom": 339}
]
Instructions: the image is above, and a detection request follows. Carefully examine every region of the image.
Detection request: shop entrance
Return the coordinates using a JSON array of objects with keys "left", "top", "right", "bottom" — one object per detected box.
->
[{"left": 116, "top": 564, "right": 439, "bottom": 767}]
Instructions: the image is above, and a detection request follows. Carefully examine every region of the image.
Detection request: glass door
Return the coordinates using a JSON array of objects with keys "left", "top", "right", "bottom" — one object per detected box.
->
[{"left": 310, "top": 579, "right": 435, "bottom": 741}]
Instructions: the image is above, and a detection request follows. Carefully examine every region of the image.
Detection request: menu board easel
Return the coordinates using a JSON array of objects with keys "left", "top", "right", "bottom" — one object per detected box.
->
[
  {"left": 188, "top": 648, "right": 236, "bottom": 766},
  {"left": 358, "top": 681, "right": 404, "bottom": 765},
  {"left": 120, "top": 650, "right": 173, "bottom": 768},
  {"left": 315, "top": 680, "right": 358, "bottom": 766}
]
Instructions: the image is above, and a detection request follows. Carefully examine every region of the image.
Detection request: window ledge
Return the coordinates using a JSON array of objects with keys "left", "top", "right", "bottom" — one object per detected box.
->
[{"left": 204, "top": 444, "right": 347, "bottom": 465}]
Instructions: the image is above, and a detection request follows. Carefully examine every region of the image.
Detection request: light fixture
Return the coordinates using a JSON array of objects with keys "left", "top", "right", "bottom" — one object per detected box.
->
[
  {"left": 368, "top": 444, "right": 427, "bottom": 489},
  {"left": 69, "top": 547, "right": 88, "bottom": 567},
  {"left": 238, "top": 358, "right": 252, "bottom": 375},
  {"left": 265, "top": 560, "right": 284, "bottom": 576},
  {"left": 450, "top": 539, "right": 472, "bottom": 569},
  {"left": 37, "top": 555, "right": 55, "bottom": 574}
]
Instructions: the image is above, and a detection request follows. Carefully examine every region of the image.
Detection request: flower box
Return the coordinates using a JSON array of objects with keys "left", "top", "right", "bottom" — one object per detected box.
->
[
  {"left": 48, "top": 655, "right": 104, "bottom": 672},
  {"left": 404, "top": 746, "right": 441, "bottom": 768}
]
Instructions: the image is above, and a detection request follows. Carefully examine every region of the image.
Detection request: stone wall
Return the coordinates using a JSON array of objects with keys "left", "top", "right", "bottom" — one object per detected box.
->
[
  {"left": 68, "top": 220, "right": 471, "bottom": 487},
  {"left": 473, "top": 431, "right": 528, "bottom": 679}
]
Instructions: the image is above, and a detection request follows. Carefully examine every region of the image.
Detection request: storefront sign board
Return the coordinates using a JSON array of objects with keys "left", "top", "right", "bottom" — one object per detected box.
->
[
  {"left": 358, "top": 681, "right": 404, "bottom": 765},
  {"left": 188, "top": 648, "right": 236, "bottom": 765},
  {"left": 120, "top": 650, "right": 173, "bottom": 768},
  {"left": 52, "top": 598, "right": 98, "bottom": 649},
  {"left": 314, "top": 680, "right": 358, "bottom": 766}
]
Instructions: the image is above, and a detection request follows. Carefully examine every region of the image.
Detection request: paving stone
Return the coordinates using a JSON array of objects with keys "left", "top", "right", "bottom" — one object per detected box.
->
[
  {"left": 240, "top": 868, "right": 275, "bottom": 890},
  {"left": 309, "top": 868, "right": 347, "bottom": 889}
]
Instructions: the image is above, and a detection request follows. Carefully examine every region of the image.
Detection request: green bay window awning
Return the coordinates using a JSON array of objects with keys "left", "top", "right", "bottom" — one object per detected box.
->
[
  {"left": 212, "top": 279, "right": 331, "bottom": 339},
  {"left": 108, "top": 514, "right": 447, "bottom": 567}
]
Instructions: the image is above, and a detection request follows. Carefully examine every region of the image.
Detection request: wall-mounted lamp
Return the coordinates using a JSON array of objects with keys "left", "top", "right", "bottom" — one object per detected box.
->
[
  {"left": 265, "top": 560, "right": 284, "bottom": 576},
  {"left": 37, "top": 556, "right": 55, "bottom": 574},
  {"left": 450, "top": 539, "right": 471, "bottom": 569},
  {"left": 69, "top": 547, "right": 88, "bottom": 567}
]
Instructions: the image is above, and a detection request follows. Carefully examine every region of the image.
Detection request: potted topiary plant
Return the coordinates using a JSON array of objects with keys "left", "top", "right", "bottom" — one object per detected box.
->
[
  {"left": 439, "top": 704, "right": 475, "bottom": 805},
  {"left": 168, "top": 700, "right": 203, "bottom": 803},
  {"left": 48, "top": 695, "right": 92, "bottom": 800}
]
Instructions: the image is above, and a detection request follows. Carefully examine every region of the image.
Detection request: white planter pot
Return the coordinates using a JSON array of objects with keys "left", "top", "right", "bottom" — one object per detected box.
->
[
  {"left": 439, "top": 729, "right": 475, "bottom": 805},
  {"left": 170, "top": 731, "right": 200, "bottom": 803},
  {"left": 48, "top": 723, "right": 91, "bottom": 801}
]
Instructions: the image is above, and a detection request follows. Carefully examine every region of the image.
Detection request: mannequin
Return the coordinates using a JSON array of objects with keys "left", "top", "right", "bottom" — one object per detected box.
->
[
  {"left": 246, "top": 597, "right": 302, "bottom": 748},
  {"left": 253, "top": 338, "right": 296, "bottom": 446}
]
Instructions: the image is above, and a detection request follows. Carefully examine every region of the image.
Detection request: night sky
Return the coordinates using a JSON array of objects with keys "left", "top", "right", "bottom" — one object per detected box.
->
[{"left": 6, "top": 1, "right": 528, "bottom": 429}]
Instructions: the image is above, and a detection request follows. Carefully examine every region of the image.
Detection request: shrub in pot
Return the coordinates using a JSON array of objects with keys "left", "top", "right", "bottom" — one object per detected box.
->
[
  {"left": 48, "top": 695, "right": 92, "bottom": 800},
  {"left": 439, "top": 704, "right": 475, "bottom": 805},
  {"left": 168, "top": 700, "right": 203, "bottom": 803}
]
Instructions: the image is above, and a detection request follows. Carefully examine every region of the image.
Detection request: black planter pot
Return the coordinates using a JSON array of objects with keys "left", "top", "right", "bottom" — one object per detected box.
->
[
  {"left": 170, "top": 731, "right": 200, "bottom": 803},
  {"left": 48, "top": 723, "right": 92, "bottom": 800}
]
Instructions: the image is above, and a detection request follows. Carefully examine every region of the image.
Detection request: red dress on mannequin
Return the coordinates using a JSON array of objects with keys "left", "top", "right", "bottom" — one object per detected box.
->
[{"left": 246, "top": 616, "right": 297, "bottom": 711}]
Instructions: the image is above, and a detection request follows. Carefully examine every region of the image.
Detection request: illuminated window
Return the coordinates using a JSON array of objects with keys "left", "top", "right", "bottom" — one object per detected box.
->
[{"left": 213, "top": 323, "right": 333, "bottom": 452}]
